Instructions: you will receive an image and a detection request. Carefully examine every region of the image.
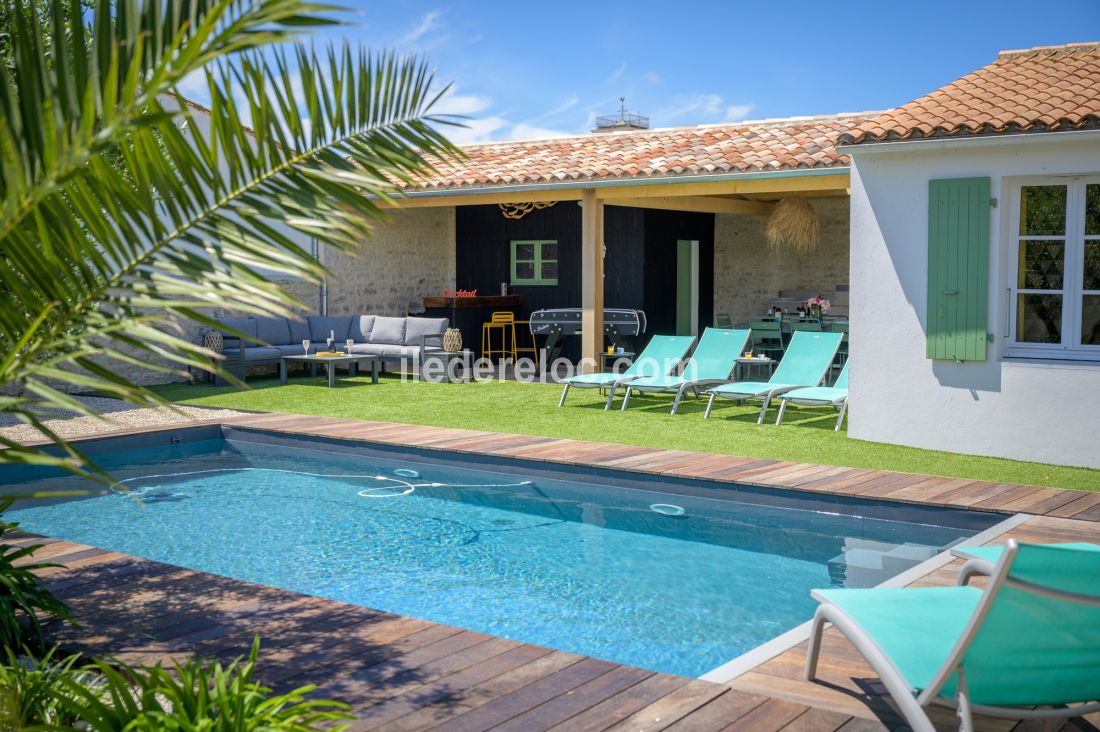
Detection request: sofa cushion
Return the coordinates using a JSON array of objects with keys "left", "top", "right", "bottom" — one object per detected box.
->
[
  {"left": 217, "top": 318, "right": 258, "bottom": 344},
  {"left": 404, "top": 317, "right": 448, "bottom": 346},
  {"left": 379, "top": 344, "right": 420, "bottom": 359},
  {"left": 369, "top": 317, "right": 407, "bottom": 345},
  {"left": 254, "top": 317, "right": 291, "bottom": 346},
  {"left": 287, "top": 317, "right": 311, "bottom": 344},
  {"left": 349, "top": 343, "right": 384, "bottom": 356},
  {"left": 274, "top": 344, "right": 311, "bottom": 357},
  {"left": 349, "top": 315, "right": 376, "bottom": 342},
  {"left": 307, "top": 315, "right": 352, "bottom": 342},
  {"left": 242, "top": 347, "right": 282, "bottom": 362}
]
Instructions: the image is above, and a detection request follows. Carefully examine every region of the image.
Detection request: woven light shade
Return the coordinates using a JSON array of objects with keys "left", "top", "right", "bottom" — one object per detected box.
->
[{"left": 766, "top": 196, "right": 820, "bottom": 255}]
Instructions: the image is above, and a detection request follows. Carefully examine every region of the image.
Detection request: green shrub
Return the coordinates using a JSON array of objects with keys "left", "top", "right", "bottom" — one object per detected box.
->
[
  {"left": 0, "top": 500, "right": 76, "bottom": 651},
  {"left": 0, "top": 646, "right": 94, "bottom": 728},
  {"left": 55, "top": 637, "right": 352, "bottom": 730}
]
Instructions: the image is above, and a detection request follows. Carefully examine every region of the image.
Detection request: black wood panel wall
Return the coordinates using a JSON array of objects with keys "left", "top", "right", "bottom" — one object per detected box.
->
[
  {"left": 455, "top": 203, "right": 714, "bottom": 347},
  {"left": 642, "top": 209, "right": 715, "bottom": 336}
]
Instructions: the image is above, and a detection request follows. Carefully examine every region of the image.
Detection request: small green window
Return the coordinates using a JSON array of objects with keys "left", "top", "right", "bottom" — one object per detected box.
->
[{"left": 510, "top": 240, "right": 558, "bottom": 286}]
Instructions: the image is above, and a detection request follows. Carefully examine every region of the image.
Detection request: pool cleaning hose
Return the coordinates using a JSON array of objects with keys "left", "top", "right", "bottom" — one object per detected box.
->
[{"left": 117, "top": 467, "right": 534, "bottom": 499}]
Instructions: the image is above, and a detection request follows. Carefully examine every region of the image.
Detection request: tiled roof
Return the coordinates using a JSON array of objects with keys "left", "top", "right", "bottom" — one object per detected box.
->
[
  {"left": 407, "top": 113, "right": 877, "bottom": 192},
  {"left": 842, "top": 42, "right": 1100, "bottom": 144}
]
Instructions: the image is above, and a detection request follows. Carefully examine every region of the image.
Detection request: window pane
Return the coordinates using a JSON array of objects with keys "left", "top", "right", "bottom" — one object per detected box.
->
[
  {"left": 541, "top": 242, "right": 558, "bottom": 261},
  {"left": 1017, "top": 239, "right": 1065, "bottom": 289},
  {"left": 541, "top": 261, "right": 558, "bottom": 282},
  {"left": 514, "top": 262, "right": 535, "bottom": 280},
  {"left": 1086, "top": 184, "right": 1100, "bottom": 236},
  {"left": 1082, "top": 296, "right": 1100, "bottom": 345},
  {"left": 1016, "top": 294, "right": 1062, "bottom": 343},
  {"left": 514, "top": 243, "right": 535, "bottom": 261},
  {"left": 1019, "top": 185, "right": 1067, "bottom": 236},
  {"left": 1085, "top": 242, "right": 1100, "bottom": 291}
]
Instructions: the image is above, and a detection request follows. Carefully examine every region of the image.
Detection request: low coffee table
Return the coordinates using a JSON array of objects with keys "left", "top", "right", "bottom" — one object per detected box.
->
[
  {"left": 280, "top": 354, "right": 380, "bottom": 388},
  {"left": 420, "top": 349, "right": 474, "bottom": 383},
  {"left": 736, "top": 356, "right": 776, "bottom": 381}
]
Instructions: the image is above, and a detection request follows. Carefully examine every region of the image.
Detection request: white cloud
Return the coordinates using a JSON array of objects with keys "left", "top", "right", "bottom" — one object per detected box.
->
[
  {"left": 510, "top": 122, "right": 572, "bottom": 140},
  {"left": 606, "top": 63, "right": 626, "bottom": 84},
  {"left": 725, "top": 103, "right": 756, "bottom": 121},
  {"left": 642, "top": 71, "right": 662, "bottom": 85},
  {"left": 652, "top": 93, "right": 757, "bottom": 125},
  {"left": 528, "top": 94, "right": 579, "bottom": 123},
  {"left": 431, "top": 88, "right": 493, "bottom": 116},
  {"left": 398, "top": 9, "right": 444, "bottom": 47},
  {"left": 447, "top": 117, "right": 509, "bottom": 144}
]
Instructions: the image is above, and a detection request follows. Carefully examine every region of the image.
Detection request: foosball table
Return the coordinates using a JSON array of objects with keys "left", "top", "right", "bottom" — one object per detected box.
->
[{"left": 528, "top": 308, "right": 647, "bottom": 363}]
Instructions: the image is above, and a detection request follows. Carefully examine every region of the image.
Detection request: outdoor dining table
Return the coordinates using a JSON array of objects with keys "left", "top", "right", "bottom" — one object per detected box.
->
[{"left": 735, "top": 318, "right": 848, "bottom": 344}]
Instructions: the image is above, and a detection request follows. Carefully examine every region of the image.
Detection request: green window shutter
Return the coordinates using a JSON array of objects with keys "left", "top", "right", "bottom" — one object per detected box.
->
[{"left": 927, "top": 177, "right": 991, "bottom": 361}]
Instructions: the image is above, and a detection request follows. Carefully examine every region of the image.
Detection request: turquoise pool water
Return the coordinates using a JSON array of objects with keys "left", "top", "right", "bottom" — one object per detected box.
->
[{"left": 6, "top": 430, "right": 994, "bottom": 677}]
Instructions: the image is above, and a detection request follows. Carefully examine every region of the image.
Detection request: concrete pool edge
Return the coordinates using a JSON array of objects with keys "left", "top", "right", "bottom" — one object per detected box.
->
[
  {"left": 16, "top": 412, "right": 1100, "bottom": 521},
  {"left": 696, "top": 511, "right": 1033, "bottom": 683}
]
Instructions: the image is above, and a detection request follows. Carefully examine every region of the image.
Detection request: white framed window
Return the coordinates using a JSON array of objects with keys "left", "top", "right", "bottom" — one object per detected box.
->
[{"left": 1007, "top": 176, "right": 1100, "bottom": 360}]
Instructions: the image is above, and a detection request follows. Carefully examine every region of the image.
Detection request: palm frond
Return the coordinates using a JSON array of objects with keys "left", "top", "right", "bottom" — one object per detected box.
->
[{"left": 0, "top": 0, "right": 462, "bottom": 479}]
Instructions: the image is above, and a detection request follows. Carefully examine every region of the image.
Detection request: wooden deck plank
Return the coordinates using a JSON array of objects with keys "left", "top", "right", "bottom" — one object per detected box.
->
[
  {"left": 778, "top": 707, "right": 859, "bottom": 732},
  {"left": 488, "top": 665, "right": 654, "bottom": 732},
  {"left": 661, "top": 689, "right": 771, "bottom": 732},
  {"left": 348, "top": 644, "right": 554, "bottom": 731},
  {"left": 425, "top": 657, "right": 619, "bottom": 732},
  {"left": 598, "top": 680, "right": 730, "bottom": 731},
  {"left": 718, "top": 697, "right": 812, "bottom": 732},
  {"left": 1045, "top": 491, "right": 1100, "bottom": 519},
  {"left": 369, "top": 651, "right": 587, "bottom": 732},
  {"left": 542, "top": 672, "right": 688, "bottom": 732}
]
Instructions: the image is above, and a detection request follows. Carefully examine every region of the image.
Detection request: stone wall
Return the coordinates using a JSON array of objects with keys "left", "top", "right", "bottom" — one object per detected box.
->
[
  {"left": 713, "top": 197, "right": 850, "bottom": 320},
  {"left": 325, "top": 207, "right": 456, "bottom": 316}
]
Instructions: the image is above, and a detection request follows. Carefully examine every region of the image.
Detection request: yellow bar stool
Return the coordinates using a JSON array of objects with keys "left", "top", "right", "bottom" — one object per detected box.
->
[
  {"left": 514, "top": 319, "right": 539, "bottom": 366},
  {"left": 481, "top": 311, "right": 518, "bottom": 362}
]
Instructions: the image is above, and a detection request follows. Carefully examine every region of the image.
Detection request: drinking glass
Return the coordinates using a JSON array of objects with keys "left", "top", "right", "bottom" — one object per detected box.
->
[
  {"left": 302, "top": 339, "right": 311, "bottom": 355},
  {"left": 346, "top": 339, "right": 354, "bottom": 353}
]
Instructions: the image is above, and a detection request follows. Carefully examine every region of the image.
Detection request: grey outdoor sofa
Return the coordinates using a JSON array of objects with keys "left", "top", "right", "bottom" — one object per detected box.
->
[{"left": 207, "top": 314, "right": 448, "bottom": 383}]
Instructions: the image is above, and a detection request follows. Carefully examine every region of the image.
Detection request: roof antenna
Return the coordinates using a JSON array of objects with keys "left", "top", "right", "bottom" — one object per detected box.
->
[{"left": 619, "top": 96, "right": 626, "bottom": 122}]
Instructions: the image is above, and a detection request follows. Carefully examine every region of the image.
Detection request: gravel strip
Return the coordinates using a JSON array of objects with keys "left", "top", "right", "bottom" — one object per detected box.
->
[{"left": 0, "top": 396, "right": 246, "bottom": 445}]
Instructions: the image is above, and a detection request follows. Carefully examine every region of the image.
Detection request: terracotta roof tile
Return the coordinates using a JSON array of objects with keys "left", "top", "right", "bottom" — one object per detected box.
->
[
  {"left": 842, "top": 42, "right": 1100, "bottom": 144},
  {"left": 405, "top": 113, "right": 876, "bottom": 193}
]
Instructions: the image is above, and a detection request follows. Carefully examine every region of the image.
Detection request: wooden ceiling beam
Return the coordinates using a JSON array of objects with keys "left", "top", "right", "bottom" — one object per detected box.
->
[
  {"left": 386, "top": 189, "right": 583, "bottom": 209},
  {"left": 385, "top": 172, "right": 850, "bottom": 210},
  {"left": 595, "top": 173, "right": 850, "bottom": 199},
  {"left": 608, "top": 195, "right": 774, "bottom": 216}
]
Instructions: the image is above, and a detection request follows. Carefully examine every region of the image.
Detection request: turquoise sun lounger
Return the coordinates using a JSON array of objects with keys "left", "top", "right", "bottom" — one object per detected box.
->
[
  {"left": 557, "top": 334, "right": 695, "bottom": 410},
  {"left": 620, "top": 328, "right": 750, "bottom": 414},
  {"left": 704, "top": 331, "right": 842, "bottom": 424},
  {"left": 775, "top": 360, "right": 849, "bottom": 430},
  {"left": 806, "top": 540, "right": 1100, "bottom": 732}
]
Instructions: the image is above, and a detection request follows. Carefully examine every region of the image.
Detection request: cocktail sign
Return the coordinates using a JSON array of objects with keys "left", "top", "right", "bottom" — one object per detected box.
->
[{"left": 441, "top": 288, "right": 478, "bottom": 298}]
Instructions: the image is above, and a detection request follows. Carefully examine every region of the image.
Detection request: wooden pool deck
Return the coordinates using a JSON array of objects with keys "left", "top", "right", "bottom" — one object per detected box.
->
[{"left": 20, "top": 413, "right": 1100, "bottom": 731}]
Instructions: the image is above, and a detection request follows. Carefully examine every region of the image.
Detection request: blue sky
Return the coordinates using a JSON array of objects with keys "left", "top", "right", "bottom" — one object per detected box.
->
[{"left": 313, "top": 1, "right": 1099, "bottom": 144}]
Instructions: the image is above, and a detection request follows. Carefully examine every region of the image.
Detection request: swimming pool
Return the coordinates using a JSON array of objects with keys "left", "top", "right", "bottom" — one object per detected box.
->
[{"left": 4, "top": 426, "right": 1000, "bottom": 677}]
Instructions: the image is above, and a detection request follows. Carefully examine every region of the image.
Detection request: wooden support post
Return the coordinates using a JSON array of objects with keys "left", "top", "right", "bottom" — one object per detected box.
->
[{"left": 580, "top": 189, "right": 604, "bottom": 374}]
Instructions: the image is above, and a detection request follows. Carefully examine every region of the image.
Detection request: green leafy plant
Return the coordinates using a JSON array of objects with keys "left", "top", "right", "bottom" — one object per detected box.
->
[
  {"left": 0, "top": 645, "right": 92, "bottom": 728},
  {"left": 0, "top": 0, "right": 460, "bottom": 480},
  {"left": 54, "top": 637, "right": 352, "bottom": 730},
  {"left": 0, "top": 500, "right": 75, "bottom": 650}
]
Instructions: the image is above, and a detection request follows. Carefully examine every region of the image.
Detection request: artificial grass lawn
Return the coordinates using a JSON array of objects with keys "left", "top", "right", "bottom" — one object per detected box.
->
[{"left": 151, "top": 373, "right": 1100, "bottom": 492}]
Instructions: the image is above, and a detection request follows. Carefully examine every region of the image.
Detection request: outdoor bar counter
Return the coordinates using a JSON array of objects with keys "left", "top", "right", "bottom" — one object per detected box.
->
[{"left": 421, "top": 294, "right": 523, "bottom": 353}]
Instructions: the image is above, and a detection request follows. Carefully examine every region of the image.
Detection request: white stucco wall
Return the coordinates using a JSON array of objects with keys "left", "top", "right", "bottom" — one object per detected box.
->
[{"left": 849, "top": 133, "right": 1100, "bottom": 470}]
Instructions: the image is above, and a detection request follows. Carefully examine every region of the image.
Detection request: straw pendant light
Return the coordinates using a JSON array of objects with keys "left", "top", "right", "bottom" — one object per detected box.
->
[{"left": 766, "top": 196, "right": 820, "bottom": 255}]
